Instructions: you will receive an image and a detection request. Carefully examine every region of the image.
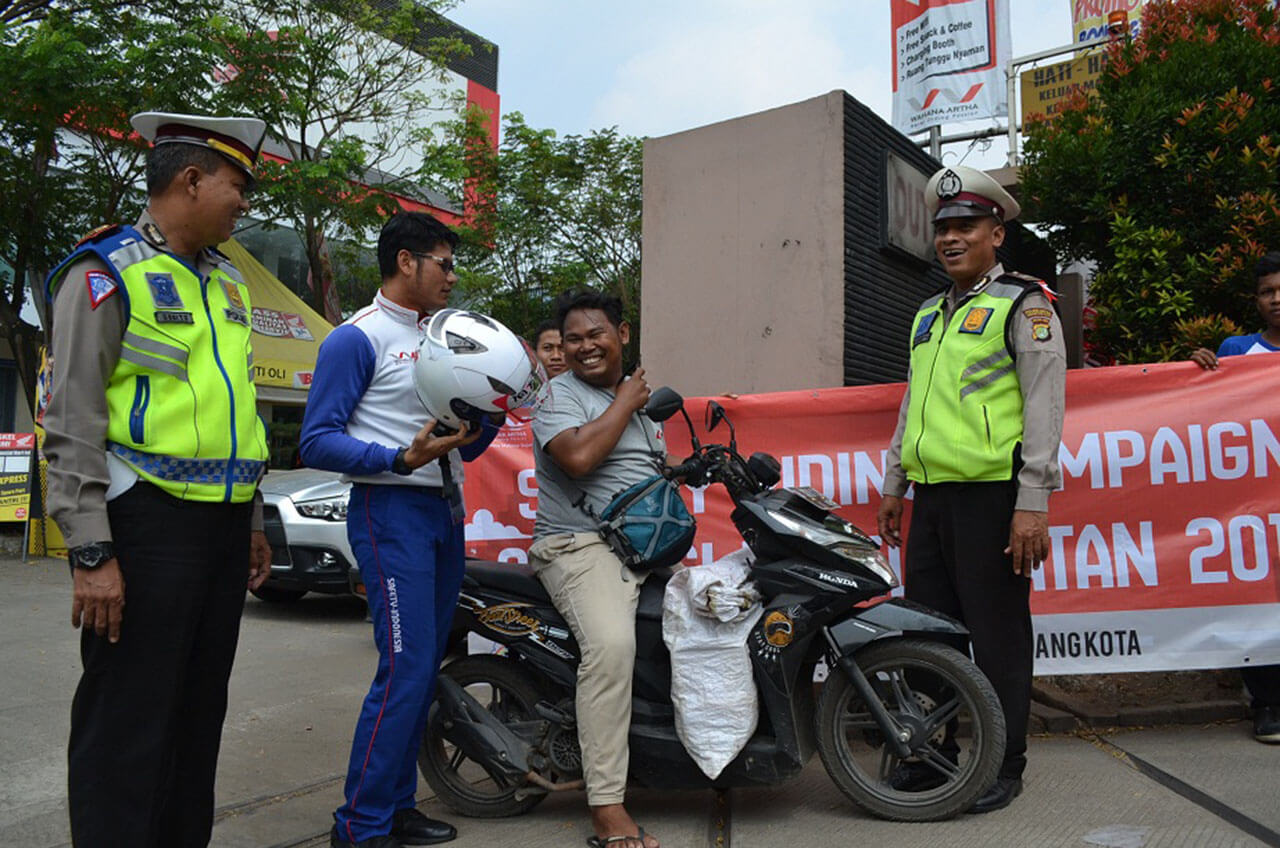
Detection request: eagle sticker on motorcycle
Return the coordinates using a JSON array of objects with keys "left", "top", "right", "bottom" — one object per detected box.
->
[
  {"left": 753, "top": 605, "right": 805, "bottom": 663},
  {"left": 764, "top": 611, "right": 794, "bottom": 646}
]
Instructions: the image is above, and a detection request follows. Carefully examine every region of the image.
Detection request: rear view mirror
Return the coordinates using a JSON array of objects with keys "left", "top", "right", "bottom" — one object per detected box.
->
[
  {"left": 705, "top": 401, "right": 726, "bottom": 432},
  {"left": 644, "top": 387, "right": 684, "bottom": 422}
]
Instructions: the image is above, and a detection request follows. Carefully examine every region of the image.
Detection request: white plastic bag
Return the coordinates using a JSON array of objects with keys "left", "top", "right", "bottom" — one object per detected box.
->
[{"left": 662, "top": 549, "right": 763, "bottom": 779}]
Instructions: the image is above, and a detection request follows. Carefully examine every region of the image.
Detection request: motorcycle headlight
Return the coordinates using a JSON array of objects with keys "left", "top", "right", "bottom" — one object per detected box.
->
[
  {"left": 295, "top": 497, "right": 348, "bottom": 521},
  {"left": 830, "top": 543, "right": 898, "bottom": 588}
]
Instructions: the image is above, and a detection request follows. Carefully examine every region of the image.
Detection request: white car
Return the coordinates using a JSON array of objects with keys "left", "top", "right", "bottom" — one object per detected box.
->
[{"left": 256, "top": 469, "right": 358, "bottom": 602}]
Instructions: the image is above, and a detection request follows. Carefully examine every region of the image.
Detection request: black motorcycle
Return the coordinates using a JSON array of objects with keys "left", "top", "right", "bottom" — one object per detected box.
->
[{"left": 419, "top": 389, "right": 1005, "bottom": 821}]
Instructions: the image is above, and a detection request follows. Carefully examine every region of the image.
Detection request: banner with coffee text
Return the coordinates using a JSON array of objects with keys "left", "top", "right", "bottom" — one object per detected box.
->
[{"left": 463, "top": 357, "right": 1280, "bottom": 675}]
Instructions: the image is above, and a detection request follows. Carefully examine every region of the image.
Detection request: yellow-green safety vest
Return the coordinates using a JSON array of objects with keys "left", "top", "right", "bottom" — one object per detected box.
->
[
  {"left": 47, "top": 225, "right": 267, "bottom": 503},
  {"left": 902, "top": 276, "right": 1043, "bottom": 485}
]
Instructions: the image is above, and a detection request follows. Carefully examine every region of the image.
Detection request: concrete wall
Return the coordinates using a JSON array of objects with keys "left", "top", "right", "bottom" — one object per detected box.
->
[{"left": 640, "top": 91, "right": 846, "bottom": 397}]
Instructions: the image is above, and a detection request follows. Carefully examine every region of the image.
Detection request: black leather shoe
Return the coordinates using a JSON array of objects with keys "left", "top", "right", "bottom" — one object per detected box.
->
[
  {"left": 967, "top": 777, "right": 1023, "bottom": 814},
  {"left": 1254, "top": 706, "right": 1280, "bottom": 743},
  {"left": 391, "top": 809, "right": 457, "bottom": 845},
  {"left": 889, "top": 760, "right": 949, "bottom": 792},
  {"left": 330, "top": 825, "right": 401, "bottom": 848}
]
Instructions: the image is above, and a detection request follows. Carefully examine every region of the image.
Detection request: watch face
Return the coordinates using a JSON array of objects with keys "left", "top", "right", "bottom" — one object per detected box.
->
[{"left": 73, "top": 543, "right": 113, "bottom": 569}]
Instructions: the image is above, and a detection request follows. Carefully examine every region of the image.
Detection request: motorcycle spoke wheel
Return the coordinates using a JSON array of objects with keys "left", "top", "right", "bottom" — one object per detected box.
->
[
  {"left": 418, "top": 655, "right": 549, "bottom": 818},
  {"left": 815, "top": 638, "right": 1006, "bottom": 822}
]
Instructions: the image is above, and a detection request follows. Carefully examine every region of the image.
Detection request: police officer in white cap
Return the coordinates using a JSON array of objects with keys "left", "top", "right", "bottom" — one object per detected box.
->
[
  {"left": 43, "top": 112, "right": 273, "bottom": 847},
  {"left": 876, "top": 164, "right": 1066, "bottom": 814}
]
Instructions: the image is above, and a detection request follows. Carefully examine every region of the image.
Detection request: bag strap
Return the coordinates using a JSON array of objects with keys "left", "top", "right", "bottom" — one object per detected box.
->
[{"left": 560, "top": 409, "right": 664, "bottom": 525}]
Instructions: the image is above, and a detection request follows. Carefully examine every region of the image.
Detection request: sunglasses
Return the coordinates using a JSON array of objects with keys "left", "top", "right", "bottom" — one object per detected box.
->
[{"left": 412, "top": 252, "right": 456, "bottom": 274}]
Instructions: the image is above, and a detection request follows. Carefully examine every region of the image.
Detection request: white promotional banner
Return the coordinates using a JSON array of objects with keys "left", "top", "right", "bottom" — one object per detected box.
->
[{"left": 891, "top": 0, "right": 1011, "bottom": 135}]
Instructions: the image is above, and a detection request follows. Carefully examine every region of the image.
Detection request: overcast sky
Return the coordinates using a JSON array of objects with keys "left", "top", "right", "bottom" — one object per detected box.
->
[{"left": 447, "top": 0, "right": 1076, "bottom": 171}]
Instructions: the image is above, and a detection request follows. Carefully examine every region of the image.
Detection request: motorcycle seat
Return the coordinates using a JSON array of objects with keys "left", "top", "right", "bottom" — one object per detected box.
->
[{"left": 463, "top": 559, "right": 553, "bottom": 603}]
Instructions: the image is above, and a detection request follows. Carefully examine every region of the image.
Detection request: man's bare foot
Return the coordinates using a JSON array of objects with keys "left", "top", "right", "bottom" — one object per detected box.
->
[{"left": 589, "top": 803, "right": 660, "bottom": 848}]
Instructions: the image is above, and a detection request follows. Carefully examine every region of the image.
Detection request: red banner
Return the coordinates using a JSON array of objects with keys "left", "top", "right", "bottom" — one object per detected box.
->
[{"left": 462, "top": 357, "right": 1280, "bottom": 674}]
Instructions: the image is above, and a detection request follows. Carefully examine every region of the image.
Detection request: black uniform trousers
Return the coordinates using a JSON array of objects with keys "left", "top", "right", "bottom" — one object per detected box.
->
[
  {"left": 1242, "top": 665, "right": 1280, "bottom": 709},
  {"left": 68, "top": 481, "right": 253, "bottom": 848},
  {"left": 904, "top": 479, "right": 1032, "bottom": 781}
]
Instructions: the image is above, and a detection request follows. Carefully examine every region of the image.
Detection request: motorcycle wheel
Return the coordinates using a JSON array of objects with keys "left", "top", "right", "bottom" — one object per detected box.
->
[
  {"left": 815, "top": 637, "right": 1006, "bottom": 822},
  {"left": 418, "top": 654, "right": 548, "bottom": 818}
]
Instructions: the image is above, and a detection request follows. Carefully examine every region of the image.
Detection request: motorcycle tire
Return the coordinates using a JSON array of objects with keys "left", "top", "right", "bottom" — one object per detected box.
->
[
  {"left": 815, "top": 637, "right": 1006, "bottom": 822},
  {"left": 418, "top": 654, "right": 548, "bottom": 818}
]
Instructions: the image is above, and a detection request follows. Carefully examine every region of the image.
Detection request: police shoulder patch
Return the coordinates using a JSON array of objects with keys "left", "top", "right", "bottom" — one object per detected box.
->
[
  {"left": 1024, "top": 307, "right": 1054, "bottom": 342},
  {"left": 85, "top": 270, "right": 118, "bottom": 310}
]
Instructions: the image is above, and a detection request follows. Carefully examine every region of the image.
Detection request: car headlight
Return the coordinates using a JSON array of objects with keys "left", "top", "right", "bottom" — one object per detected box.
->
[
  {"left": 830, "top": 543, "right": 898, "bottom": 588},
  {"left": 295, "top": 497, "right": 348, "bottom": 521}
]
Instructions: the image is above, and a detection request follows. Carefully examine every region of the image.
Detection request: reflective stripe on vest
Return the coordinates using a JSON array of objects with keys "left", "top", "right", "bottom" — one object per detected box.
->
[
  {"left": 46, "top": 226, "right": 267, "bottom": 503},
  {"left": 902, "top": 279, "right": 1030, "bottom": 485},
  {"left": 108, "top": 443, "right": 265, "bottom": 487}
]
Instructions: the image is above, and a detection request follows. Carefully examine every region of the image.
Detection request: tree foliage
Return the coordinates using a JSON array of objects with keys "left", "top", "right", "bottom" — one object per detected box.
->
[
  {"left": 0, "top": 1, "right": 223, "bottom": 412},
  {"left": 1020, "top": 0, "right": 1280, "bottom": 363},
  {"left": 424, "top": 110, "right": 643, "bottom": 344},
  {"left": 212, "top": 0, "right": 468, "bottom": 320}
]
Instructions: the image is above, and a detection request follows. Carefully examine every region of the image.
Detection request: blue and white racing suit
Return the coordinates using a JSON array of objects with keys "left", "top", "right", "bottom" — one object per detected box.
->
[{"left": 300, "top": 291, "right": 496, "bottom": 843}]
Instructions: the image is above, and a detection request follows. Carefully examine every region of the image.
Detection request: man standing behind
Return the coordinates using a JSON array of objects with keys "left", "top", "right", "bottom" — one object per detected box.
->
[
  {"left": 1190, "top": 250, "right": 1280, "bottom": 744},
  {"left": 43, "top": 111, "right": 273, "bottom": 847},
  {"left": 529, "top": 289, "right": 661, "bottom": 848},
  {"left": 531, "top": 318, "right": 568, "bottom": 378},
  {"left": 876, "top": 165, "right": 1066, "bottom": 814},
  {"left": 300, "top": 212, "right": 492, "bottom": 848}
]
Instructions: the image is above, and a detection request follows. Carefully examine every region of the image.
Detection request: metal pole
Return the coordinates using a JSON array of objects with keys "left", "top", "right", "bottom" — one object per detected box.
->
[
  {"left": 929, "top": 126, "right": 941, "bottom": 161},
  {"left": 1007, "top": 59, "right": 1019, "bottom": 167}
]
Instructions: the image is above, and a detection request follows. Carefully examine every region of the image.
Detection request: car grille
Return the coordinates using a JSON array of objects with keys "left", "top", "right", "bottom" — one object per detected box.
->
[{"left": 262, "top": 505, "right": 291, "bottom": 565}]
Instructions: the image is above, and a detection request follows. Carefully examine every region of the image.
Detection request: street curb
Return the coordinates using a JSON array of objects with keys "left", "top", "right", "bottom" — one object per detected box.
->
[
  {"left": 1031, "top": 682, "right": 1249, "bottom": 728},
  {"left": 1029, "top": 699, "right": 1081, "bottom": 733}
]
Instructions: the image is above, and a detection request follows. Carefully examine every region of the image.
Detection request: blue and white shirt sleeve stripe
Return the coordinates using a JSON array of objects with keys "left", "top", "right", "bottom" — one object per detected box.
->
[{"left": 299, "top": 325, "right": 398, "bottom": 475}]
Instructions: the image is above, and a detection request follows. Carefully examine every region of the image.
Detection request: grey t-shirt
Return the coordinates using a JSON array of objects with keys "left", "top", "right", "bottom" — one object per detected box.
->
[{"left": 531, "top": 372, "right": 666, "bottom": 539}]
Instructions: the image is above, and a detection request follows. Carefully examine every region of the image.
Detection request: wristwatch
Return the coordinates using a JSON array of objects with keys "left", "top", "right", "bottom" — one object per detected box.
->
[
  {"left": 391, "top": 447, "right": 414, "bottom": 476},
  {"left": 69, "top": 541, "right": 115, "bottom": 570}
]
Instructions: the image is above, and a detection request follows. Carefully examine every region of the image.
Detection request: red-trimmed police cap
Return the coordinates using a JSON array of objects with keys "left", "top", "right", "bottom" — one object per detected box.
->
[
  {"left": 925, "top": 165, "right": 1020, "bottom": 223},
  {"left": 130, "top": 112, "right": 267, "bottom": 177}
]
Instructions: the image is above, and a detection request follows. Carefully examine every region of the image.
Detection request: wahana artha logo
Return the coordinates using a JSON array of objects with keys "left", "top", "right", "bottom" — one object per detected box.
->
[{"left": 387, "top": 577, "right": 403, "bottom": 653}]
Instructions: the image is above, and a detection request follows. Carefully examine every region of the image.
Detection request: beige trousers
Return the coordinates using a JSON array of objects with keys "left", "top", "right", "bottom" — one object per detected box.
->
[{"left": 529, "top": 532, "right": 646, "bottom": 806}]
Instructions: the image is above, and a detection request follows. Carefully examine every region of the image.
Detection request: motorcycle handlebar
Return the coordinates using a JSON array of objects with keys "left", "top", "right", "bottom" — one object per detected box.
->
[{"left": 665, "top": 458, "right": 705, "bottom": 480}]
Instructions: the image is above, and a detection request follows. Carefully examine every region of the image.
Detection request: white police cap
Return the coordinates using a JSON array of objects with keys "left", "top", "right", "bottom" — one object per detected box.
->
[
  {"left": 130, "top": 112, "right": 267, "bottom": 177},
  {"left": 925, "top": 165, "right": 1020, "bottom": 223}
]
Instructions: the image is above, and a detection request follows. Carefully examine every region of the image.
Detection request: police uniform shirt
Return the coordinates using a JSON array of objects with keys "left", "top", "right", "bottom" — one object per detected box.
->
[
  {"left": 883, "top": 262, "right": 1067, "bottom": 512},
  {"left": 43, "top": 211, "right": 264, "bottom": 547}
]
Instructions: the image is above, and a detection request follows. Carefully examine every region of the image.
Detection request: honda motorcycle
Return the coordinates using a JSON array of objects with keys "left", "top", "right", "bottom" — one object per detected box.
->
[{"left": 419, "top": 389, "right": 1005, "bottom": 822}]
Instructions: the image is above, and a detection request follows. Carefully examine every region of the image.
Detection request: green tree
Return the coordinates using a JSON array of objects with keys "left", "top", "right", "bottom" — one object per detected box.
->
[
  {"left": 1020, "top": 0, "right": 1280, "bottom": 363},
  {"left": 0, "top": 2, "right": 222, "bottom": 413},
  {"left": 212, "top": 0, "right": 470, "bottom": 320},
  {"left": 424, "top": 110, "right": 643, "bottom": 344}
]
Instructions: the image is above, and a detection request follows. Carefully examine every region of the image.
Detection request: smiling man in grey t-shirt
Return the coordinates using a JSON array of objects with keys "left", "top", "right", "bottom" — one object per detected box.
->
[{"left": 529, "top": 288, "right": 664, "bottom": 848}]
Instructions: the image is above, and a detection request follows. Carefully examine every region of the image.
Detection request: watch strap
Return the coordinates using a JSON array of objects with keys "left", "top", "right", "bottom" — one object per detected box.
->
[
  {"left": 391, "top": 447, "right": 413, "bottom": 476},
  {"left": 70, "top": 541, "right": 115, "bottom": 570}
]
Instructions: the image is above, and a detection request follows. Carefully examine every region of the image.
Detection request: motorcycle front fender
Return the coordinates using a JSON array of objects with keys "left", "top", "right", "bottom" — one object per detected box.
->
[{"left": 826, "top": 598, "right": 968, "bottom": 655}]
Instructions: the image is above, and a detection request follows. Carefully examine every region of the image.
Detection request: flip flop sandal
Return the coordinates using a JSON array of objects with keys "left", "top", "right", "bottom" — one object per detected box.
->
[{"left": 586, "top": 826, "right": 655, "bottom": 848}]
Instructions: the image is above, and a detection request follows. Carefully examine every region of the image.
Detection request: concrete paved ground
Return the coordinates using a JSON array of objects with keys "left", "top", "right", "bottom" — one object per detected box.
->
[{"left": 3, "top": 557, "right": 1277, "bottom": 848}]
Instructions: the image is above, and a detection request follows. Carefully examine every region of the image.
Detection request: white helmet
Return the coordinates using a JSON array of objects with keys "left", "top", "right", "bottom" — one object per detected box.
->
[{"left": 414, "top": 309, "right": 545, "bottom": 431}]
